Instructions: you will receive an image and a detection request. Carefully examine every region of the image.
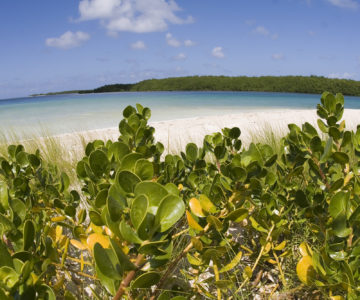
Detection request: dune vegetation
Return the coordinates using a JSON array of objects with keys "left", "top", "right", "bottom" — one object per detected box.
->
[{"left": 0, "top": 92, "right": 360, "bottom": 299}]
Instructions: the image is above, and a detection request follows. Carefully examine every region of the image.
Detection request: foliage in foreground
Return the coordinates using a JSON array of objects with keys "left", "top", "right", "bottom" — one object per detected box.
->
[{"left": 1, "top": 92, "right": 360, "bottom": 299}]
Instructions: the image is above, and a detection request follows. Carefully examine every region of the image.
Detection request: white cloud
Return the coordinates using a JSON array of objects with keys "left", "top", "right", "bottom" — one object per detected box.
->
[
  {"left": 326, "top": 0, "right": 358, "bottom": 9},
  {"left": 78, "top": 0, "right": 193, "bottom": 33},
  {"left": 252, "top": 25, "right": 279, "bottom": 39},
  {"left": 45, "top": 31, "right": 90, "bottom": 49},
  {"left": 166, "top": 33, "right": 181, "bottom": 47},
  {"left": 272, "top": 53, "right": 285, "bottom": 60},
  {"left": 131, "top": 40, "right": 146, "bottom": 49},
  {"left": 253, "top": 26, "right": 269, "bottom": 36},
  {"left": 173, "top": 53, "right": 186, "bottom": 60},
  {"left": 184, "top": 39, "right": 195, "bottom": 47},
  {"left": 212, "top": 47, "right": 224, "bottom": 58},
  {"left": 328, "top": 72, "right": 354, "bottom": 79}
]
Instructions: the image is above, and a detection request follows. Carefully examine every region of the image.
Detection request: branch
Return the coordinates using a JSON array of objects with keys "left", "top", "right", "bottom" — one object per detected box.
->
[{"left": 113, "top": 254, "right": 145, "bottom": 300}]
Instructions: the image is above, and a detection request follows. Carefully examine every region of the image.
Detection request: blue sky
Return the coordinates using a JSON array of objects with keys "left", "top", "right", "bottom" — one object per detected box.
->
[{"left": 0, "top": 0, "right": 359, "bottom": 99}]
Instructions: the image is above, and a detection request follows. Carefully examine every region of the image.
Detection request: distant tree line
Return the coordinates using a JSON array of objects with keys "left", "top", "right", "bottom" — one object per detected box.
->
[{"left": 36, "top": 76, "right": 360, "bottom": 96}]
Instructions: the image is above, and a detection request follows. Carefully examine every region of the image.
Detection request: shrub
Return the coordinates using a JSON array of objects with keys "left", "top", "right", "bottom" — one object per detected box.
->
[{"left": 1, "top": 92, "right": 359, "bottom": 299}]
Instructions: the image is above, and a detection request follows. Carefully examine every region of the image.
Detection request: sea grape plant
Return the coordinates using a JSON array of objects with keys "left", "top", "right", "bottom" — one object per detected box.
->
[
  {"left": 1, "top": 92, "right": 360, "bottom": 299},
  {"left": 0, "top": 145, "right": 84, "bottom": 299}
]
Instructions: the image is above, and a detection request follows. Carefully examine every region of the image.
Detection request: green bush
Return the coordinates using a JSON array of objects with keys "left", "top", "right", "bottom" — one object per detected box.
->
[{"left": 1, "top": 92, "right": 360, "bottom": 299}]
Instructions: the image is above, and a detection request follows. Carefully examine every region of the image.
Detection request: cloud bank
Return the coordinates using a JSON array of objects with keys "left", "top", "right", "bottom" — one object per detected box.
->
[{"left": 78, "top": 0, "right": 193, "bottom": 33}]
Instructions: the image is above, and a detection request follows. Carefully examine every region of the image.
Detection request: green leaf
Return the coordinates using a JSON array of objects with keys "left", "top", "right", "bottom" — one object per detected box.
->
[
  {"left": 332, "top": 152, "right": 349, "bottom": 165},
  {"left": 0, "top": 241, "right": 13, "bottom": 268},
  {"left": 123, "top": 105, "right": 136, "bottom": 118},
  {"left": 95, "top": 189, "right": 108, "bottom": 208},
  {"left": 134, "top": 159, "right": 154, "bottom": 180},
  {"left": 303, "top": 122, "right": 318, "bottom": 137},
  {"left": 89, "top": 210, "right": 104, "bottom": 226},
  {"left": 225, "top": 208, "right": 248, "bottom": 223},
  {"left": 108, "top": 184, "right": 127, "bottom": 210},
  {"left": 329, "top": 127, "right": 341, "bottom": 141},
  {"left": 199, "top": 194, "right": 217, "bottom": 213},
  {"left": 109, "top": 239, "right": 136, "bottom": 272},
  {"left": 89, "top": 150, "right": 109, "bottom": 177},
  {"left": 155, "top": 195, "right": 185, "bottom": 232},
  {"left": 317, "top": 119, "right": 328, "bottom": 133},
  {"left": 131, "top": 272, "right": 160, "bottom": 289},
  {"left": 187, "top": 253, "right": 203, "bottom": 266},
  {"left": 139, "top": 240, "right": 168, "bottom": 255},
  {"left": 186, "top": 143, "right": 198, "bottom": 162},
  {"left": 119, "top": 220, "right": 143, "bottom": 244},
  {"left": 329, "top": 191, "right": 349, "bottom": 219},
  {"left": 94, "top": 243, "right": 122, "bottom": 280},
  {"left": 16, "top": 151, "right": 29, "bottom": 167},
  {"left": 324, "top": 92, "right": 336, "bottom": 113},
  {"left": 214, "top": 146, "right": 226, "bottom": 160},
  {"left": 310, "top": 136, "right": 322, "bottom": 153},
  {"left": 320, "top": 137, "right": 333, "bottom": 162},
  {"left": 0, "top": 181, "right": 9, "bottom": 211},
  {"left": 0, "top": 266, "right": 19, "bottom": 289},
  {"left": 219, "top": 251, "right": 242, "bottom": 273},
  {"left": 108, "top": 142, "right": 130, "bottom": 161},
  {"left": 23, "top": 220, "right": 35, "bottom": 251},
  {"left": 341, "top": 131, "right": 352, "bottom": 148},
  {"left": 120, "top": 153, "right": 143, "bottom": 171},
  {"left": 131, "top": 195, "right": 148, "bottom": 231},
  {"left": 332, "top": 215, "right": 351, "bottom": 238},
  {"left": 206, "top": 215, "right": 223, "bottom": 231},
  {"left": 134, "top": 182, "right": 168, "bottom": 207},
  {"left": 229, "top": 127, "right": 241, "bottom": 139},
  {"left": 249, "top": 216, "right": 267, "bottom": 233},
  {"left": 294, "top": 190, "right": 309, "bottom": 208},
  {"left": 117, "top": 171, "right": 140, "bottom": 194}
]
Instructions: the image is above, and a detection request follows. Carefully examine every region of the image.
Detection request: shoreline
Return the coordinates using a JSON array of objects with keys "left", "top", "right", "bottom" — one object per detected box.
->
[{"left": 39, "top": 108, "right": 359, "bottom": 155}]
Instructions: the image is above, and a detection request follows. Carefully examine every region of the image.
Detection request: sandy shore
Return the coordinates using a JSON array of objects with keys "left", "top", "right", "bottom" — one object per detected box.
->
[{"left": 50, "top": 109, "right": 360, "bottom": 156}]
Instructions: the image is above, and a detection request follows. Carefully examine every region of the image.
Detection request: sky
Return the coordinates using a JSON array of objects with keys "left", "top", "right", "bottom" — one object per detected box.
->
[{"left": 0, "top": 0, "right": 359, "bottom": 99}]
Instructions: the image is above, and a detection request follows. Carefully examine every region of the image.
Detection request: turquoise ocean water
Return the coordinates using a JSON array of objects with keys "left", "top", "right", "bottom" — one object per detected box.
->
[{"left": 1, "top": 91, "right": 360, "bottom": 138}]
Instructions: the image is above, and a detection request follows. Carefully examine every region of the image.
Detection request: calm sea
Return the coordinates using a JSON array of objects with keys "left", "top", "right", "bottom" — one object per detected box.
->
[{"left": 1, "top": 91, "right": 360, "bottom": 137}]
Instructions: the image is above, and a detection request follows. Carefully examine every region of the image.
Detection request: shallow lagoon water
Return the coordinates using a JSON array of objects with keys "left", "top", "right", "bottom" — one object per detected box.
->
[{"left": 1, "top": 91, "right": 360, "bottom": 138}]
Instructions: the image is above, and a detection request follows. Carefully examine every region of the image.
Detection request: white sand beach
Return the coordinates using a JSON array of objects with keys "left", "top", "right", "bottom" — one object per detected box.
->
[{"left": 51, "top": 109, "right": 360, "bottom": 156}]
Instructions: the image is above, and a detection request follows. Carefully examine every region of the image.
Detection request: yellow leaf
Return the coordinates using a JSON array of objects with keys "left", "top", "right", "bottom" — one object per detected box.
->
[
  {"left": 86, "top": 233, "right": 110, "bottom": 250},
  {"left": 89, "top": 223, "right": 103, "bottom": 234},
  {"left": 186, "top": 211, "right": 203, "bottom": 231},
  {"left": 267, "top": 259, "right": 277, "bottom": 264},
  {"left": 178, "top": 184, "right": 183, "bottom": 191},
  {"left": 187, "top": 253, "right": 203, "bottom": 266},
  {"left": 243, "top": 266, "right": 252, "bottom": 280},
  {"left": 274, "top": 240, "right": 287, "bottom": 251},
  {"left": 55, "top": 226, "right": 63, "bottom": 243},
  {"left": 51, "top": 216, "right": 66, "bottom": 222},
  {"left": 70, "top": 239, "right": 87, "bottom": 251},
  {"left": 220, "top": 251, "right": 242, "bottom": 273},
  {"left": 330, "top": 296, "right": 345, "bottom": 300},
  {"left": 263, "top": 242, "right": 272, "bottom": 254},
  {"left": 296, "top": 255, "right": 315, "bottom": 285},
  {"left": 31, "top": 272, "right": 39, "bottom": 284},
  {"left": 199, "top": 194, "right": 217, "bottom": 213},
  {"left": 189, "top": 198, "right": 205, "bottom": 217},
  {"left": 299, "top": 242, "right": 313, "bottom": 257},
  {"left": 191, "top": 237, "right": 203, "bottom": 251}
]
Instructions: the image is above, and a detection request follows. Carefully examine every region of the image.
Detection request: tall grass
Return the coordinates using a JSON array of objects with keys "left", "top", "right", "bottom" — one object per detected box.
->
[{"left": 0, "top": 124, "right": 285, "bottom": 183}]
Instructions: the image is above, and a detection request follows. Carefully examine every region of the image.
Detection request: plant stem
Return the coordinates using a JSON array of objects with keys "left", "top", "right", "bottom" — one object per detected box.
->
[
  {"left": 149, "top": 224, "right": 211, "bottom": 300},
  {"left": 272, "top": 246, "right": 286, "bottom": 288},
  {"left": 213, "top": 263, "right": 221, "bottom": 300},
  {"left": 113, "top": 254, "right": 145, "bottom": 300}
]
